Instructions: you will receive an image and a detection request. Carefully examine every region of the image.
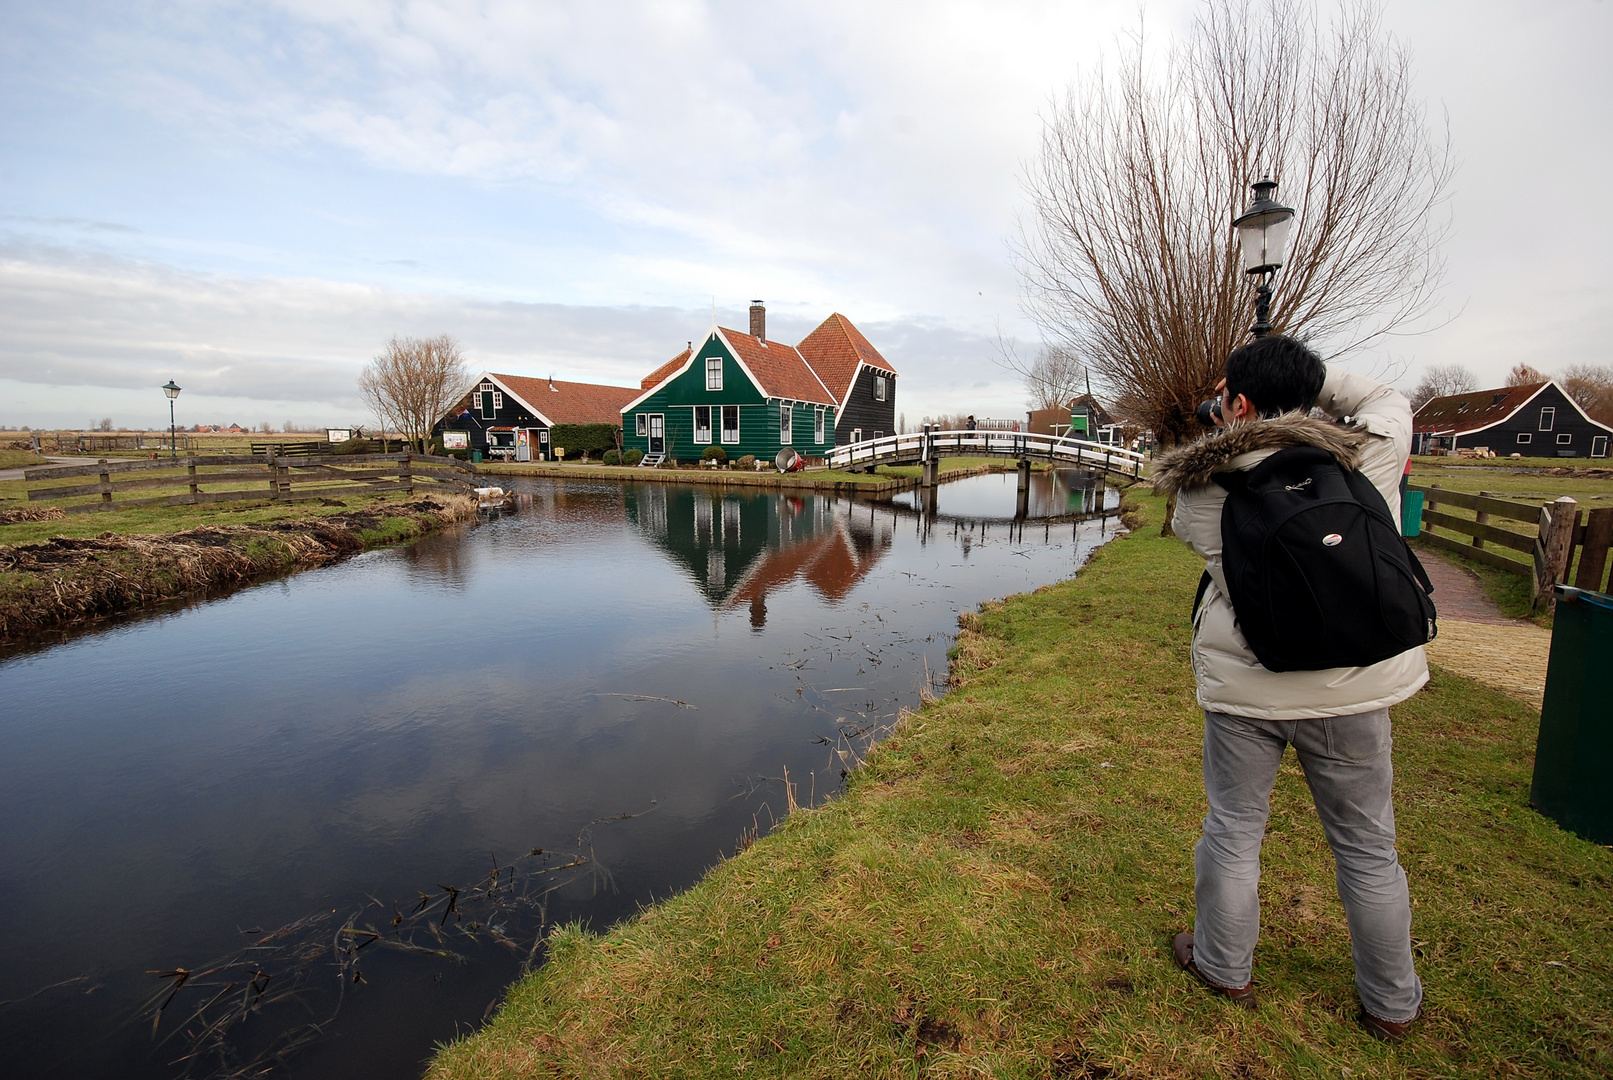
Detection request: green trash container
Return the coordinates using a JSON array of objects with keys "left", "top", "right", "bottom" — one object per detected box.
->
[
  {"left": 1401, "top": 490, "right": 1424, "bottom": 537},
  {"left": 472, "top": 450, "right": 482, "bottom": 464},
  {"left": 1530, "top": 585, "right": 1613, "bottom": 845}
]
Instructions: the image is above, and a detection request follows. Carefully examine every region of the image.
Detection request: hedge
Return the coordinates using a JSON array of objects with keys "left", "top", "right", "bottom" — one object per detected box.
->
[{"left": 549, "top": 423, "right": 620, "bottom": 459}]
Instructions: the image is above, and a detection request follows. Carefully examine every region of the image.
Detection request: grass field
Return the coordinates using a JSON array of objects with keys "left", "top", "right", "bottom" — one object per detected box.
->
[{"left": 427, "top": 489, "right": 1612, "bottom": 1080}]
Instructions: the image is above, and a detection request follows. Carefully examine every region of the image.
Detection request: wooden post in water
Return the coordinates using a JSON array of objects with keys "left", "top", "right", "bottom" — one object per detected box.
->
[{"left": 1016, "top": 458, "right": 1030, "bottom": 520}]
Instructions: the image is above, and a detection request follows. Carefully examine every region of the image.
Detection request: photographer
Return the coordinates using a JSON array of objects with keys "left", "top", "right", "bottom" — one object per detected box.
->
[{"left": 1151, "top": 334, "right": 1426, "bottom": 1039}]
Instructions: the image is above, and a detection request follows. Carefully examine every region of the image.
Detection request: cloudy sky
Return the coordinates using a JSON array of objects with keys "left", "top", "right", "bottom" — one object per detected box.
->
[{"left": 2, "top": 0, "right": 1609, "bottom": 431}]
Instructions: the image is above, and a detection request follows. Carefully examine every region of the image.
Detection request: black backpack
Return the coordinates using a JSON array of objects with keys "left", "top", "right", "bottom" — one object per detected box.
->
[{"left": 1208, "top": 445, "right": 1436, "bottom": 673}]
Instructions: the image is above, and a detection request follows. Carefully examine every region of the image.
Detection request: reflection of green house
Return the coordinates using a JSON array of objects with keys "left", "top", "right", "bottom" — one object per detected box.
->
[
  {"left": 626, "top": 488, "right": 890, "bottom": 628},
  {"left": 622, "top": 304, "right": 867, "bottom": 465}
]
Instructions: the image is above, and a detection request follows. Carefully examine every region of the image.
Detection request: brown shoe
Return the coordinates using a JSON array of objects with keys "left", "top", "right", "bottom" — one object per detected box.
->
[
  {"left": 1360, "top": 1007, "right": 1420, "bottom": 1042},
  {"left": 1171, "top": 932, "right": 1256, "bottom": 1009}
]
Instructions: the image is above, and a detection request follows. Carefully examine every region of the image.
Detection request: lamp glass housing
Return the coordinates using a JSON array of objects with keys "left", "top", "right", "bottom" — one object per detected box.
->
[
  {"left": 1236, "top": 211, "right": 1293, "bottom": 274},
  {"left": 162, "top": 380, "right": 182, "bottom": 400}
]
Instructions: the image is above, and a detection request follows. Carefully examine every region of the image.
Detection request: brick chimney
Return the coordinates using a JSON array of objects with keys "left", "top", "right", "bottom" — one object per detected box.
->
[{"left": 749, "top": 300, "right": 766, "bottom": 342}]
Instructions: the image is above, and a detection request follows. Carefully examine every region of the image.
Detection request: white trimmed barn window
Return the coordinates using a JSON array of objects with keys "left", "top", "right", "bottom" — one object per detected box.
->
[
  {"left": 694, "top": 406, "right": 712, "bottom": 444},
  {"left": 1540, "top": 407, "right": 1556, "bottom": 430},
  {"left": 814, "top": 408, "right": 825, "bottom": 444},
  {"left": 635, "top": 414, "right": 647, "bottom": 437},
  {"left": 875, "top": 375, "right": 887, "bottom": 401},
  {"left": 780, "top": 403, "right": 792, "bottom": 443},
  {"left": 1557, "top": 433, "right": 1573, "bottom": 445},
  {"left": 706, "top": 357, "right": 723, "bottom": 391},
  {"left": 1517, "top": 432, "right": 1532, "bottom": 444},
  {"left": 721, "top": 405, "right": 740, "bottom": 443}
]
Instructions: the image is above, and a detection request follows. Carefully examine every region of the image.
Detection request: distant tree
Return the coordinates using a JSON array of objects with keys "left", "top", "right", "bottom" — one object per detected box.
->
[
  {"left": 94, "top": 417, "right": 113, "bottom": 432},
  {"left": 359, "top": 334, "right": 470, "bottom": 454},
  {"left": 1561, "top": 363, "right": 1613, "bottom": 426},
  {"left": 898, "top": 411, "right": 907, "bottom": 434},
  {"left": 1504, "top": 363, "right": 1546, "bottom": 387},
  {"left": 1408, "top": 363, "right": 1479, "bottom": 411},
  {"left": 1014, "top": 0, "right": 1452, "bottom": 453},
  {"left": 1016, "top": 343, "right": 1088, "bottom": 412}
]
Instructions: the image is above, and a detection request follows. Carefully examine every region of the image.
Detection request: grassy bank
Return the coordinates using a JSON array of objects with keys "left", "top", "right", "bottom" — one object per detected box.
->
[
  {"left": 429, "top": 490, "right": 1611, "bottom": 1080},
  {"left": 0, "top": 492, "right": 476, "bottom": 644}
]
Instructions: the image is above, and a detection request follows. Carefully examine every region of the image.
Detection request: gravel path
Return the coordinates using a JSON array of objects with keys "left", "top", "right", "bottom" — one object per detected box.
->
[{"left": 1420, "top": 550, "right": 1551, "bottom": 708}]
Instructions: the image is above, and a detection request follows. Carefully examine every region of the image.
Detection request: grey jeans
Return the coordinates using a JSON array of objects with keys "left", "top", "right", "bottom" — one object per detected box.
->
[{"left": 1193, "top": 708, "right": 1422, "bottom": 1022}]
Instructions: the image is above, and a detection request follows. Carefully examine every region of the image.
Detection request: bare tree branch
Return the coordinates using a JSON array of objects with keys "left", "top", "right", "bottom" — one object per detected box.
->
[{"left": 358, "top": 335, "right": 471, "bottom": 454}]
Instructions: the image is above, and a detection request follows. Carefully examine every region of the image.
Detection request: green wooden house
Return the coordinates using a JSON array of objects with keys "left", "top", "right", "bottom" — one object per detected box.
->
[{"left": 622, "top": 311, "right": 839, "bottom": 465}]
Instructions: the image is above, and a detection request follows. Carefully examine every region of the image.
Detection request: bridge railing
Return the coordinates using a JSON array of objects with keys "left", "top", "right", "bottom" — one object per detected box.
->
[{"left": 826, "top": 430, "right": 1149, "bottom": 478}]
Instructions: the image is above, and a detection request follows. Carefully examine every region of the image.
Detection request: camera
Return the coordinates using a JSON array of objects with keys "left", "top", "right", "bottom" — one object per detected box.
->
[{"left": 1195, "top": 399, "right": 1223, "bottom": 427}]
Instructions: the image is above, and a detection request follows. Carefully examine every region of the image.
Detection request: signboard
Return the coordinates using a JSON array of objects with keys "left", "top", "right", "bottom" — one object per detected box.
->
[
  {"left": 442, "top": 430, "right": 470, "bottom": 450},
  {"left": 326, "top": 428, "right": 352, "bottom": 443}
]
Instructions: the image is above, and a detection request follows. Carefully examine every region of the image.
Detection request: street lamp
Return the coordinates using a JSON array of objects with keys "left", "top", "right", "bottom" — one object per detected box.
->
[
  {"left": 162, "top": 380, "right": 182, "bottom": 460},
  {"left": 1233, "top": 177, "right": 1295, "bottom": 338}
]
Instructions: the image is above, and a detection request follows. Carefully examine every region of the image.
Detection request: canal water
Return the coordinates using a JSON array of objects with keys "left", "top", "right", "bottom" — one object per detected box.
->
[{"left": 0, "top": 470, "right": 1120, "bottom": 1079}]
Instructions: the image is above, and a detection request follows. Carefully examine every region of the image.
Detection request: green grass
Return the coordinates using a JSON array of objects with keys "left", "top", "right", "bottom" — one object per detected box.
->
[
  {"left": 0, "top": 449, "right": 48, "bottom": 469},
  {"left": 428, "top": 491, "right": 1612, "bottom": 1079}
]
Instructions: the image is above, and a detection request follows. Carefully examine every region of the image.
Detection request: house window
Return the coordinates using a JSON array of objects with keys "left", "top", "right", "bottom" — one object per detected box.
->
[
  {"left": 780, "top": 403, "right": 792, "bottom": 443},
  {"left": 814, "top": 408, "right": 825, "bottom": 444},
  {"left": 875, "top": 375, "right": 887, "bottom": 402},
  {"left": 694, "top": 405, "right": 712, "bottom": 444},
  {"left": 635, "top": 413, "right": 647, "bottom": 437},
  {"left": 1592, "top": 435, "right": 1608, "bottom": 458},
  {"left": 1557, "top": 433, "right": 1573, "bottom": 445},
  {"left": 492, "top": 392, "right": 503, "bottom": 409},
  {"left": 480, "top": 389, "right": 497, "bottom": 420},
  {"left": 1517, "top": 432, "right": 1532, "bottom": 445},
  {"left": 706, "top": 356, "right": 723, "bottom": 391},
  {"left": 851, "top": 427, "right": 862, "bottom": 444},
  {"left": 721, "top": 405, "right": 740, "bottom": 443},
  {"left": 874, "top": 430, "right": 883, "bottom": 440},
  {"left": 1540, "top": 407, "right": 1555, "bottom": 430}
]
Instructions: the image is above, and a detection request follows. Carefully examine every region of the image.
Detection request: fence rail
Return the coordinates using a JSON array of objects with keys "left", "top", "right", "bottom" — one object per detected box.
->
[
  {"left": 22, "top": 452, "right": 477, "bottom": 515},
  {"left": 1410, "top": 483, "right": 1612, "bottom": 611}
]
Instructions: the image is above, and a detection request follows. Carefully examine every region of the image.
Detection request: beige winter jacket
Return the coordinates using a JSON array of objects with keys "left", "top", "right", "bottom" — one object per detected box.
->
[{"left": 1152, "top": 368, "right": 1429, "bottom": 720}]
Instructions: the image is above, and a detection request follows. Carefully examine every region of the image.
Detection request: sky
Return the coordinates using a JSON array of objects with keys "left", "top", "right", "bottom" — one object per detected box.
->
[{"left": 1, "top": 0, "right": 1609, "bottom": 432}]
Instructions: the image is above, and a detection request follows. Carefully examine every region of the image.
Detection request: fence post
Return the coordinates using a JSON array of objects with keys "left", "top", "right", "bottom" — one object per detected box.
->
[
  {"left": 1574, "top": 507, "right": 1613, "bottom": 593},
  {"left": 1473, "top": 490, "right": 1492, "bottom": 549},
  {"left": 187, "top": 455, "right": 199, "bottom": 504},
  {"left": 400, "top": 452, "right": 414, "bottom": 495},
  {"left": 98, "top": 458, "right": 111, "bottom": 508},
  {"left": 265, "top": 448, "right": 279, "bottom": 501},
  {"left": 1533, "top": 496, "right": 1579, "bottom": 613}
]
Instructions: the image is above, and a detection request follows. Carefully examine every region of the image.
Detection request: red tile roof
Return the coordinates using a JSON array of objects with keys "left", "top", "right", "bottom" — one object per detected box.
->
[
  {"left": 796, "top": 313, "right": 896, "bottom": 403},
  {"left": 1413, "top": 382, "right": 1548, "bottom": 435},
  {"left": 491, "top": 373, "right": 639, "bottom": 425},
  {"left": 718, "top": 327, "right": 836, "bottom": 405},
  {"left": 641, "top": 349, "right": 690, "bottom": 390}
]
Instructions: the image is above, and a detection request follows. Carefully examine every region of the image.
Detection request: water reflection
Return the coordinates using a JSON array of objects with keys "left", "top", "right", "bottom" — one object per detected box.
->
[
  {"left": 0, "top": 476, "right": 1121, "bottom": 1080},
  {"left": 889, "top": 467, "right": 1120, "bottom": 521}
]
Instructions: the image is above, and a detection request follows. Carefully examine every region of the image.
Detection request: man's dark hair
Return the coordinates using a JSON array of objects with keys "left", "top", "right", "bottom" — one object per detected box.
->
[{"left": 1224, "top": 335, "right": 1326, "bottom": 417}]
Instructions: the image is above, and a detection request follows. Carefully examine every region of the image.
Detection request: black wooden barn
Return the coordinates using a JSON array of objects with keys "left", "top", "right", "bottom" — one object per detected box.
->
[
  {"left": 432, "top": 373, "right": 638, "bottom": 461},
  {"left": 1412, "top": 381, "right": 1611, "bottom": 458}
]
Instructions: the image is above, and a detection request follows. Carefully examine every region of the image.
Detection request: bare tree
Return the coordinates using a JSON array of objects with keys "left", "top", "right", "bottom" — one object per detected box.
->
[
  {"left": 1014, "top": 0, "right": 1453, "bottom": 454},
  {"left": 1504, "top": 363, "right": 1547, "bottom": 387},
  {"left": 1561, "top": 362, "right": 1613, "bottom": 426},
  {"left": 1017, "top": 343, "right": 1089, "bottom": 411},
  {"left": 358, "top": 335, "right": 471, "bottom": 454},
  {"left": 1407, "top": 363, "right": 1478, "bottom": 411}
]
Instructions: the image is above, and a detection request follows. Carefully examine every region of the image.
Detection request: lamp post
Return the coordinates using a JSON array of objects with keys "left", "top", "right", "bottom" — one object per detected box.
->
[
  {"left": 1232, "top": 177, "right": 1296, "bottom": 338},
  {"left": 162, "top": 380, "right": 182, "bottom": 460}
]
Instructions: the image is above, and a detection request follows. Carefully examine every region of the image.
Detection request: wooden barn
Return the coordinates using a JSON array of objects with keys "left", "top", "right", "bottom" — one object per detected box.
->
[
  {"left": 433, "top": 373, "right": 638, "bottom": 461},
  {"left": 1413, "top": 380, "right": 1611, "bottom": 458},
  {"left": 1026, "top": 393, "right": 1120, "bottom": 443},
  {"left": 622, "top": 304, "right": 899, "bottom": 464}
]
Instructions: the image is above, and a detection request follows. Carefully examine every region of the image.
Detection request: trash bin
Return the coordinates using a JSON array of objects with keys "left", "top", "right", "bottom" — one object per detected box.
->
[
  {"left": 472, "top": 450, "right": 482, "bottom": 464},
  {"left": 1401, "top": 490, "right": 1425, "bottom": 538},
  {"left": 1530, "top": 585, "right": 1613, "bottom": 845}
]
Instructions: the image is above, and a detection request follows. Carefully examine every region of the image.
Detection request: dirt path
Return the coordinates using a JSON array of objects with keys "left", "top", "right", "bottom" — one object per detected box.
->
[{"left": 1420, "top": 551, "right": 1551, "bottom": 708}]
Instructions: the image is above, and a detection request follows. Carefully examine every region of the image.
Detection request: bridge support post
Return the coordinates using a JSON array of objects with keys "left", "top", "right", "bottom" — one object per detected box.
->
[
  {"left": 922, "top": 457, "right": 939, "bottom": 487},
  {"left": 1016, "top": 458, "right": 1031, "bottom": 519}
]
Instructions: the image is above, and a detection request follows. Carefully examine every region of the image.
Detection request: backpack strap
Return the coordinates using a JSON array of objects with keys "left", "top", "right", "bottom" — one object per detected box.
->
[{"left": 1191, "top": 568, "right": 1212, "bottom": 622}]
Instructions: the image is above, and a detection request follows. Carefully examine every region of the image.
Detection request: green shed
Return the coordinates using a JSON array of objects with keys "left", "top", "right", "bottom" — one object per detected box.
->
[{"left": 622, "top": 324, "right": 838, "bottom": 465}]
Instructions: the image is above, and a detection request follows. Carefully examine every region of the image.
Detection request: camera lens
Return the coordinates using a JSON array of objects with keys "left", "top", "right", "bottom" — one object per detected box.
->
[{"left": 1195, "top": 399, "right": 1222, "bottom": 427}]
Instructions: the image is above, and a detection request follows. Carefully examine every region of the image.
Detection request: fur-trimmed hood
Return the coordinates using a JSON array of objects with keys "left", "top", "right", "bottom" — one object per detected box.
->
[{"left": 1152, "top": 411, "right": 1368, "bottom": 495}]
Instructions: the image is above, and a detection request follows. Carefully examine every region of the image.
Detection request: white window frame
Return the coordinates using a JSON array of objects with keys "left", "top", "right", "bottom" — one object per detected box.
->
[
  {"left": 1540, "top": 406, "right": 1556, "bottom": 431},
  {"left": 1591, "top": 435, "right": 1608, "bottom": 458},
  {"left": 480, "top": 390, "right": 497, "bottom": 420},
  {"left": 814, "top": 408, "right": 825, "bottom": 444},
  {"left": 1557, "top": 432, "right": 1573, "bottom": 445},
  {"left": 694, "top": 405, "right": 712, "bottom": 444},
  {"left": 874, "top": 375, "right": 887, "bottom": 402},
  {"left": 850, "top": 427, "right": 862, "bottom": 444},
  {"left": 721, "top": 405, "right": 740, "bottom": 444},
  {"left": 635, "top": 413, "right": 647, "bottom": 437},
  {"left": 706, "top": 356, "right": 723, "bottom": 391},
  {"left": 1517, "top": 432, "right": 1532, "bottom": 445},
  {"left": 492, "top": 392, "right": 503, "bottom": 410},
  {"left": 780, "top": 402, "right": 792, "bottom": 444}
]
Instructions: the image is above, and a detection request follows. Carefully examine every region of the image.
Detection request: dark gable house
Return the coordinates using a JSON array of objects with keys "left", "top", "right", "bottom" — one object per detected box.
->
[
  {"left": 433, "top": 373, "right": 638, "bottom": 461},
  {"left": 1413, "top": 380, "right": 1611, "bottom": 458}
]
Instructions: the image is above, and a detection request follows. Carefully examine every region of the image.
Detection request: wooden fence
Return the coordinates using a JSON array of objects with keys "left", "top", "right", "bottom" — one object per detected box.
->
[
  {"left": 22, "top": 452, "right": 478, "bottom": 515},
  {"left": 1412, "top": 484, "right": 1613, "bottom": 612}
]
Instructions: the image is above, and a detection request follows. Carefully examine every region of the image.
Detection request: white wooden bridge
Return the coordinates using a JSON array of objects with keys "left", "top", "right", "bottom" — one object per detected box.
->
[{"left": 826, "top": 428, "right": 1150, "bottom": 484}]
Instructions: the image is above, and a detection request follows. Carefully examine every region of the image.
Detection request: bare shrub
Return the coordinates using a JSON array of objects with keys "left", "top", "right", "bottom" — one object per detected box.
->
[{"left": 359, "top": 335, "right": 471, "bottom": 454}]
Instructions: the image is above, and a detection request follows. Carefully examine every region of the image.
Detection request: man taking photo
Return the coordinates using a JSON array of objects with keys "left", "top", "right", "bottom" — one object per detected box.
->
[{"left": 1152, "top": 334, "right": 1429, "bottom": 1040}]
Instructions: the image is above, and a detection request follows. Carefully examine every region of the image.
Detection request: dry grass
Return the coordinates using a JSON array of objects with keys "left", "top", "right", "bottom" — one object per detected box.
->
[{"left": 0, "top": 494, "right": 474, "bottom": 643}]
